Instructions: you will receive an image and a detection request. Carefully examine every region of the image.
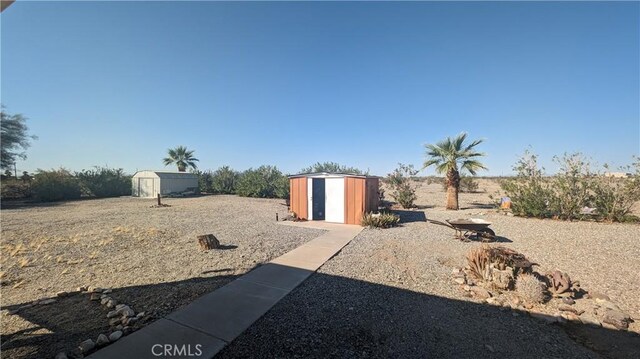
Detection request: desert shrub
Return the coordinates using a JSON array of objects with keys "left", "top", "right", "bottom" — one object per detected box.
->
[
  {"left": 75, "top": 166, "right": 131, "bottom": 198},
  {"left": 236, "top": 165, "right": 289, "bottom": 199},
  {"left": 0, "top": 179, "right": 31, "bottom": 200},
  {"left": 500, "top": 151, "right": 554, "bottom": 218},
  {"left": 516, "top": 273, "right": 546, "bottom": 304},
  {"left": 32, "top": 168, "right": 82, "bottom": 202},
  {"left": 590, "top": 161, "right": 640, "bottom": 222},
  {"left": 211, "top": 165, "right": 240, "bottom": 194},
  {"left": 300, "top": 162, "right": 364, "bottom": 175},
  {"left": 547, "top": 154, "right": 593, "bottom": 220},
  {"left": 361, "top": 212, "right": 400, "bottom": 228},
  {"left": 195, "top": 170, "right": 214, "bottom": 193},
  {"left": 385, "top": 163, "right": 418, "bottom": 209}
]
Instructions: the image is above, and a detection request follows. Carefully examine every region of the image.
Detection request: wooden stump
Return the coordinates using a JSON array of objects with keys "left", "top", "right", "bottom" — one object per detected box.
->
[{"left": 198, "top": 234, "right": 220, "bottom": 250}]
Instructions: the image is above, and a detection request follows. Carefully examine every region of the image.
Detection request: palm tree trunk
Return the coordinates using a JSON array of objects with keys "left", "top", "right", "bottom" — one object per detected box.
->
[{"left": 446, "top": 169, "right": 460, "bottom": 210}]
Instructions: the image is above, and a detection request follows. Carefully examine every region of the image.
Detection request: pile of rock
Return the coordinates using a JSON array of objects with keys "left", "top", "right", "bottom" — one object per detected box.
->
[
  {"left": 55, "top": 286, "right": 149, "bottom": 359},
  {"left": 452, "top": 245, "right": 634, "bottom": 332}
]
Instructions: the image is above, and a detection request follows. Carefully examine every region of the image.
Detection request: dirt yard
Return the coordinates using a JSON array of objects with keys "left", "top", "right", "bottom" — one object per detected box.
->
[
  {"left": 219, "top": 180, "right": 640, "bottom": 358},
  {"left": 0, "top": 195, "right": 323, "bottom": 359}
]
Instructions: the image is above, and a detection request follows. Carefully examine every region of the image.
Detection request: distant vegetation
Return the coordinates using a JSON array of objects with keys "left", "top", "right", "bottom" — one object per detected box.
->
[
  {"left": 499, "top": 151, "right": 640, "bottom": 222},
  {"left": 236, "top": 165, "right": 289, "bottom": 199},
  {"left": 299, "top": 161, "right": 365, "bottom": 175},
  {"left": 1, "top": 106, "right": 37, "bottom": 171},
  {"left": 423, "top": 132, "right": 487, "bottom": 210}
]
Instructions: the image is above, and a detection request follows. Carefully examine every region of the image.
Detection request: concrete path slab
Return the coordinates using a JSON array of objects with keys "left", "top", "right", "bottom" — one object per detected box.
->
[
  {"left": 89, "top": 221, "right": 363, "bottom": 359},
  {"left": 88, "top": 318, "right": 226, "bottom": 359}
]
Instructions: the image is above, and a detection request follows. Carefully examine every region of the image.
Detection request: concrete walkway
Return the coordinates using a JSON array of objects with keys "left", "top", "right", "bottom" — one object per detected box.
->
[{"left": 89, "top": 221, "right": 363, "bottom": 359}]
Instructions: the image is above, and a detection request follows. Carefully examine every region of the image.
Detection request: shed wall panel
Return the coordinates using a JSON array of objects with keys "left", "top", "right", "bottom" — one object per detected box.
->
[
  {"left": 289, "top": 178, "right": 308, "bottom": 219},
  {"left": 344, "top": 177, "right": 365, "bottom": 225}
]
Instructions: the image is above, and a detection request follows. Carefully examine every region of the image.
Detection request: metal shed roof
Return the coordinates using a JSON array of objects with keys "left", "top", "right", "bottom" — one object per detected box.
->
[
  {"left": 288, "top": 172, "right": 380, "bottom": 179},
  {"left": 132, "top": 170, "right": 199, "bottom": 179}
]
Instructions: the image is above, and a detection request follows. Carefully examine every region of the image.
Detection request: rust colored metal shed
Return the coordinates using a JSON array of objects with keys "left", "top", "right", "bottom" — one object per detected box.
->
[{"left": 289, "top": 173, "right": 380, "bottom": 225}]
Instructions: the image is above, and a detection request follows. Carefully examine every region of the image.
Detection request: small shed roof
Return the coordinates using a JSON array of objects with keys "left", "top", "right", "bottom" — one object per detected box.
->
[
  {"left": 288, "top": 172, "right": 380, "bottom": 179},
  {"left": 132, "top": 170, "right": 199, "bottom": 179}
]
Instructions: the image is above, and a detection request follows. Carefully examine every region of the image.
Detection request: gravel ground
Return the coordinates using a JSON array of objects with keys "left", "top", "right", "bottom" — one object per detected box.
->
[
  {"left": 219, "top": 180, "right": 640, "bottom": 358},
  {"left": 1, "top": 195, "right": 323, "bottom": 359}
]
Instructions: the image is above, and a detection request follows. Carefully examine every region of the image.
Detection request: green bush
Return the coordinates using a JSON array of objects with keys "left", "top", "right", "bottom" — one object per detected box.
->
[
  {"left": 385, "top": 163, "right": 418, "bottom": 209},
  {"left": 361, "top": 212, "right": 400, "bottom": 228},
  {"left": 75, "top": 166, "right": 131, "bottom": 198},
  {"left": 300, "top": 162, "right": 364, "bottom": 175},
  {"left": 1, "top": 179, "right": 31, "bottom": 200},
  {"left": 212, "top": 166, "right": 240, "bottom": 194},
  {"left": 195, "top": 170, "right": 214, "bottom": 193},
  {"left": 32, "top": 168, "right": 82, "bottom": 202},
  {"left": 236, "top": 165, "right": 289, "bottom": 199},
  {"left": 501, "top": 152, "right": 640, "bottom": 222}
]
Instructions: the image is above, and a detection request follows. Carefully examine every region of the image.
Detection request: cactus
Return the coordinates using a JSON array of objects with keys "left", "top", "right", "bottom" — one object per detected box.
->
[{"left": 516, "top": 273, "right": 546, "bottom": 304}]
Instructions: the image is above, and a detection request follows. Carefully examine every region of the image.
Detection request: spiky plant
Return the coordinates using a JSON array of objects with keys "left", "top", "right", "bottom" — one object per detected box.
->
[
  {"left": 162, "top": 146, "right": 199, "bottom": 172},
  {"left": 466, "top": 245, "right": 492, "bottom": 281},
  {"left": 516, "top": 273, "right": 546, "bottom": 304},
  {"left": 423, "top": 133, "right": 487, "bottom": 210}
]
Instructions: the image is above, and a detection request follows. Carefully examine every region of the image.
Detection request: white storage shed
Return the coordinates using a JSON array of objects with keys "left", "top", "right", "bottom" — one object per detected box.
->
[{"left": 131, "top": 171, "right": 199, "bottom": 198}]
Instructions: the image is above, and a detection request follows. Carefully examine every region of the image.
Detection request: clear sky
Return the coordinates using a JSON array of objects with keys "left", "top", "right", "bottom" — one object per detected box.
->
[{"left": 1, "top": 1, "right": 638, "bottom": 176}]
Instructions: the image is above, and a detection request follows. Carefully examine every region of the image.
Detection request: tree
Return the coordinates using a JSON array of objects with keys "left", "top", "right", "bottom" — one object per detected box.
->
[
  {"left": 423, "top": 133, "right": 487, "bottom": 210},
  {"left": 300, "top": 161, "right": 364, "bottom": 175},
  {"left": 162, "top": 146, "right": 199, "bottom": 172},
  {"left": 1, "top": 106, "right": 37, "bottom": 170}
]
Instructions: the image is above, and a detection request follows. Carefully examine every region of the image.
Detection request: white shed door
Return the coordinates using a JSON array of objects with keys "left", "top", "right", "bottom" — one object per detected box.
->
[
  {"left": 138, "top": 178, "right": 155, "bottom": 198},
  {"left": 325, "top": 178, "right": 345, "bottom": 223}
]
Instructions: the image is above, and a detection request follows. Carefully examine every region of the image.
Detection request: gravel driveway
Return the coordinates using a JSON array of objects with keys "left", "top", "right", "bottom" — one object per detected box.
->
[{"left": 1, "top": 195, "right": 323, "bottom": 359}]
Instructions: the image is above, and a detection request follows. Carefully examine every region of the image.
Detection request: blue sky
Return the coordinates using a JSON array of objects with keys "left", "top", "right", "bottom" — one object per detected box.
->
[{"left": 1, "top": 1, "right": 638, "bottom": 176}]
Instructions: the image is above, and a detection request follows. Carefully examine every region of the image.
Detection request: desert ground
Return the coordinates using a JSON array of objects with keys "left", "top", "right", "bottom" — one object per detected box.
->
[{"left": 2, "top": 179, "right": 639, "bottom": 358}]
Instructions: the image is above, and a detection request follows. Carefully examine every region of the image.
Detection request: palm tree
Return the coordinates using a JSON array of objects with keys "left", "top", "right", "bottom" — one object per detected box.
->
[
  {"left": 163, "top": 146, "right": 199, "bottom": 172},
  {"left": 423, "top": 133, "right": 487, "bottom": 210}
]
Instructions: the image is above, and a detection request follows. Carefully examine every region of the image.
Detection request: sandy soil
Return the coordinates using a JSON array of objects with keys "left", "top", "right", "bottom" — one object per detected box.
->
[{"left": 1, "top": 195, "right": 323, "bottom": 359}]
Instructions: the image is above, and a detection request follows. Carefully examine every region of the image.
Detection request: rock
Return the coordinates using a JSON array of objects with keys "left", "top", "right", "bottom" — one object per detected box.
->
[
  {"left": 125, "top": 317, "right": 139, "bottom": 325},
  {"left": 56, "top": 291, "right": 69, "bottom": 297},
  {"left": 18, "top": 304, "right": 34, "bottom": 311},
  {"left": 117, "top": 306, "right": 135, "bottom": 317},
  {"left": 580, "top": 313, "right": 602, "bottom": 327},
  {"left": 462, "top": 285, "right": 472, "bottom": 291},
  {"left": 558, "top": 305, "right": 583, "bottom": 315},
  {"left": 88, "top": 287, "right": 103, "bottom": 293},
  {"left": 560, "top": 312, "right": 580, "bottom": 322},
  {"left": 470, "top": 286, "right": 491, "bottom": 299},
  {"left": 452, "top": 267, "right": 462, "bottom": 275},
  {"left": 562, "top": 297, "right": 575, "bottom": 305},
  {"left": 107, "top": 310, "right": 119, "bottom": 318},
  {"left": 589, "top": 292, "right": 610, "bottom": 301},
  {"left": 136, "top": 311, "right": 146, "bottom": 318},
  {"left": 556, "top": 292, "right": 573, "bottom": 298},
  {"left": 106, "top": 299, "right": 117, "bottom": 308},
  {"left": 55, "top": 352, "right": 68, "bottom": 359},
  {"left": 109, "top": 318, "right": 122, "bottom": 326},
  {"left": 123, "top": 326, "right": 133, "bottom": 335},
  {"left": 115, "top": 304, "right": 127, "bottom": 310},
  {"left": 96, "top": 334, "right": 110, "bottom": 347},
  {"left": 601, "top": 309, "right": 631, "bottom": 330},
  {"left": 101, "top": 298, "right": 110, "bottom": 305},
  {"left": 530, "top": 311, "right": 557, "bottom": 324},
  {"left": 453, "top": 277, "right": 466, "bottom": 285},
  {"left": 491, "top": 269, "right": 514, "bottom": 290},
  {"left": 486, "top": 297, "right": 502, "bottom": 306},
  {"left": 90, "top": 293, "right": 101, "bottom": 301},
  {"left": 595, "top": 299, "right": 620, "bottom": 310},
  {"left": 77, "top": 286, "right": 87, "bottom": 292},
  {"left": 102, "top": 289, "right": 112, "bottom": 294},
  {"left": 109, "top": 331, "right": 123, "bottom": 342},
  {"left": 39, "top": 299, "right": 56, "bottom": 305},
  {"left": 78, "top": 339, "right": 96, "bottom": 353}
]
